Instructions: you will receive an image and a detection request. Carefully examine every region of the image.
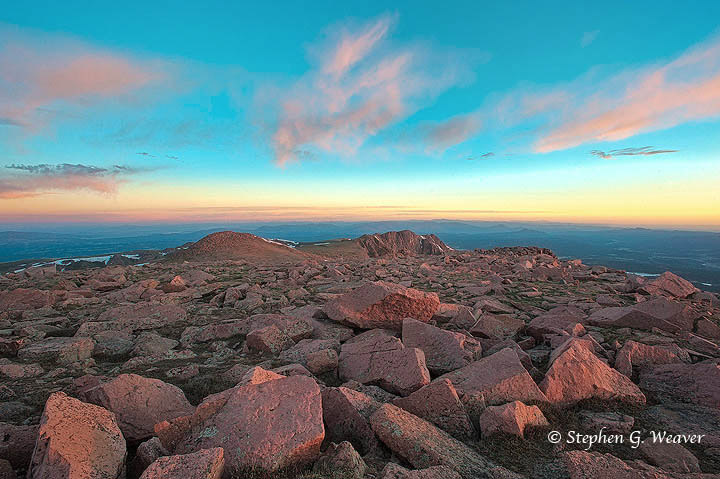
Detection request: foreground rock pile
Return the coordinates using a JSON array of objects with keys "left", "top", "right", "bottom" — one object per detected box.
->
[{"left": 1, "top": 235, "right": 720, "bottom": 478}]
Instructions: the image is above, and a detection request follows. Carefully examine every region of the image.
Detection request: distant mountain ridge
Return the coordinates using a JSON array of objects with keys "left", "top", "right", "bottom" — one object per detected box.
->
[{"left": 355, "top": 230, "right": 452, "bottom": 257}]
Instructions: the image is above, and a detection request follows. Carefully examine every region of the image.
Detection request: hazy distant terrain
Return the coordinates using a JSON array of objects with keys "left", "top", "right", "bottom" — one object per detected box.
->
[{"left": 2, "top": 220, "right": 719, "bottom": 290}]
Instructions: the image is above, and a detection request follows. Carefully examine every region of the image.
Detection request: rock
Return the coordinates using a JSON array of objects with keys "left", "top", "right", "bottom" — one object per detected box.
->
[
  {"left": 540, "top": 341, "right": 645, "bottom": 406},
  {"left": 160, "top": 275, "right": 187, "bottom": 294},
  {"left": 0, "top": 422, "right": 37, "bottom": 469},
  {"left": 81, "top": 373, "right": 194, "bottom": 443},
  {"left": 394, "top": 379, "right": 475, "bottom": 440},
  {"left": 562, "top": 450, "right": 688, "bottom": 478},
  {"left": 246, "top": 325, "right": 294, "bottom": 354},
  {"left": 92, "top": 330, "right": 135, "bottom": 360},
  {"left": 0, "top": 459, "right": 15, "bottom": 479},
  {"left": 324, "top": 281, "right": 440, "bottom": 330},
  {"left": 128, "top": 437, "right": 168, "bottom": 479},
  {"left": 312, "top": 441, "right": 366, "bottom": 479},
  {"left": 438, "top": 348, "right": 547, "bottom": 406},
  {"left": 166, "top": 364, "right": 200, "bottom": 380},
  {"left": 322, "top": 386, "right": 381, "bottom": 454},
  {"left": 17, "top": 337, "right": 94, "bottom": 364},
  {"left": 526, "top": 306, "right": 586, "bottom": 340},
  {"left": 370, "top": 403, "right": 521, "bottom": 479},
  {"left": 139, "top": 448, "right": 224, "bottom": 479},
  {"left": 248, "top": 314, "right": 313, "bottom": 342},
  {"left": 238, "top": 366, "right": 284, "bottom": 385},
  {"left": 587, "top": 298, "right": 696, "bottom": 333},
  {"left": 379, "top": 463, "right": 462, "bottom": 479},
  {"left": 638, "top": 439, "right": 700, "bottom": 473},
  {"left": 174, "top": 375, "right": 324, "bottom": 474},
  {"left": 640, "top": 272, "right": 699, "bottom": 298},
  {"left": 578, "top": 411, "right": 634, "bottom": 434},
  {"left": 28, "top": 392, "right": 126, "bottom": 479},
  {"left": 0, "top": 360, "right": 43, "bottom": 379},
  {"left": 0, "top": 288, "right": 54, "bottom": 311},
  {"left": 180, "top": 320, "right": 248, "bottom": 345},
  {"left": 614, "top": 340, "right": 685, "bottom": 377},
  {"left": 639, "top": 361, "right": 720, "bottom": 408},
  {"left": 96, "top": 302, "right": 187, "bottom": 332},
  {"left": 696, "top": 318, "right": 720, "bottom": 341},
  {"left": 402, "top": 318, "right": 481, "bottom": 374},
  {"left": 279, "top": 338, "right": 340, "bottom": 367},
  {"left": 339, "top": 335, "right": 431, "bottom": 396},
  {"left": 305, "top": 348, "right": 338, "bottom": 375},
  {"left": 478, "top": 401, "right": 548, "bottom": 439},
  {"left": 132, "top": 332, "right": 178, "bottom": 357},
  {"left": 485, "top": 339, "right": 534, "bottom": 371},
  {"left": 470, "top": 313, "right": 524, "bottom": 340}
]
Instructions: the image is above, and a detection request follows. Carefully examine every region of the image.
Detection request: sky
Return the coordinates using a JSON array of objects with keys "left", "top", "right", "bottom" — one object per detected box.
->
[{"left": 1, "top": 0, "right": 720, "bottom": 229}]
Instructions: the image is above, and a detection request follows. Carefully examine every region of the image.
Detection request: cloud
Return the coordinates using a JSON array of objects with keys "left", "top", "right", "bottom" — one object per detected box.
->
[
  {"left": 581, "top": 30, "right": 599, "bottom": 48},
  {"left": 590, "top": 146, "right": 678, "bottom": 159},
  {"left": 267, "top": 15, "right": 470, "bottom": 166},
  {"left": 467, "top": 152, "right": 495, "bottom": 160},
  {"left": 0, "top": 163, "right": 156, "bottom": 199},
  {"left": 534, "top": 35, "right": 720, "bottom": 152},
  {"left": 0, "top": 27, "right": 166, "bottom": 130},
  {"left": 422, "top": 113, "right": 483, "bottom": 150}
]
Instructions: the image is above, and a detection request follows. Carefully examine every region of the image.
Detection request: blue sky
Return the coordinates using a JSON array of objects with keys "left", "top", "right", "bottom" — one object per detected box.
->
[{"left": 1, "top": 1, "right": 720, "bottom": 227}]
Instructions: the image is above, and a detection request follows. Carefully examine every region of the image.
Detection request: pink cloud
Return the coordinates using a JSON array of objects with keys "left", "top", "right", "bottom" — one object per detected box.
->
[
  {"left": 534, "top": 36, "right": 720, "bottom": 152},
  {"left": 322, "top": 17, "right": 391, "bottom": 78},
  {"left": 0, "top": 163, "right": 153, "bottom": 199},
  {"left": 269, "top": 16, "right": 465, "bottom": 166},
  {"left": 423, "top": 113, "right": 483, "bottom": 150},
  {"left": 0, "top": 32, "right": 164, "bottom": 129}
]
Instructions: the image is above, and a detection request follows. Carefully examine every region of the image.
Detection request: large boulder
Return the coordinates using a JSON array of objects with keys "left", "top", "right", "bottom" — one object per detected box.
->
[
  {"left": 0, "top": 288, "right": 54, "bottom": 311},
  {"left": 80, "top": 374, "right": 194, "bottom": 443},
  {"left": 139, "top": 448, "right": 224, "bottom": 479},
  {"left": 540, "top": 342, "right": 646, "bottom": 406},
  {"left": 28, "top": 392, "right": 126, "bottom": 479},
  {"left": 640, "top": 271, "right": 699, "bottom": 298},
  {"left": 325, "top": 281, "right": 440, "bottom": 330},
  {"left": 614, "top": 340, "right": 686, "bottom": 377},
  {"left": 562, "top": 450, "right": 685, "bottom": 478},
  {"left": 638, "top": 439, "right": 700, "bottom": 474},
  {"left": 478, "top": 401, "right": 548, "bottom": 439},
  {"left": 402, "top": 318, "right": 481, "bottom": 374},
  {"left": 321, "top": 387, "right": 381, "bottom": 455},
  {"left": 95, "top": 302, "right": 187, "bottom": 332},
  {"left": 173, "top": 375, "right": 324, "bottom": 474},
  {"left": 313, "top": 441, "right": 366, "bottom": 479},
  {"left": 639, "top": 361, "right": 720, "bottom": 408},
  {"left": 370, "top": 403, "right": 521, "bottom": 479},
  {"left": 394, "top": 379, "right": 475, "bottom": 440},
  {"left": 380, "top": 463, "right": 462, "bottom": 479},
  {"left": 18, "top": 337, "right": 94, "bottom": 365},
  {"left": 526, "top": 306, "right": 586, "bottom": 341},
  {"left": 0, "top": 422, "right": 38, "bottom": 469},
  {"left": 438, "top": 348, "right": 547, "bottom": 406},
  {"left": 339, "top": 335, "right": 430, "bottom": 396},
  {"left": 587, "top": 298, "right": 696, "bottom": 333}
]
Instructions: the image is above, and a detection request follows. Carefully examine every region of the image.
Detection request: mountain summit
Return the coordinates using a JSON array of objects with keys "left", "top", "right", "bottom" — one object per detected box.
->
[
  {"left": 170, "top": 231, "right": 310, "bottom": 262},
  {"left": 355, "top": 230, "right": 452, "bottom": 257}
]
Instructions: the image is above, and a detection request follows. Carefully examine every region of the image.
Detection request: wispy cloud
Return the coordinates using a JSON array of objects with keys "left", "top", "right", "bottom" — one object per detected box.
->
[
  {"left": 581, "top": 30, "right": 599, "bottom": 48},
  {"left": 0, "top": 27, "right": 167, "bottom": 130},
  {"left": 467, "top": 152, "right": 495, "bottom": 160},
  {"left": 590, "top": 146, "right": 678, "bottom": 159},
  {"left": 0, "top": 163, "right": 158, "bottom": 199},
  {"left": 267, "top": 15, "right": 471, "bottom": 166},
  {"left": 533, "top": 35, "right": 720, "bottom": 152},
  {"left": 422, "top": 113, "right": 483, "bottom": 151}
]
